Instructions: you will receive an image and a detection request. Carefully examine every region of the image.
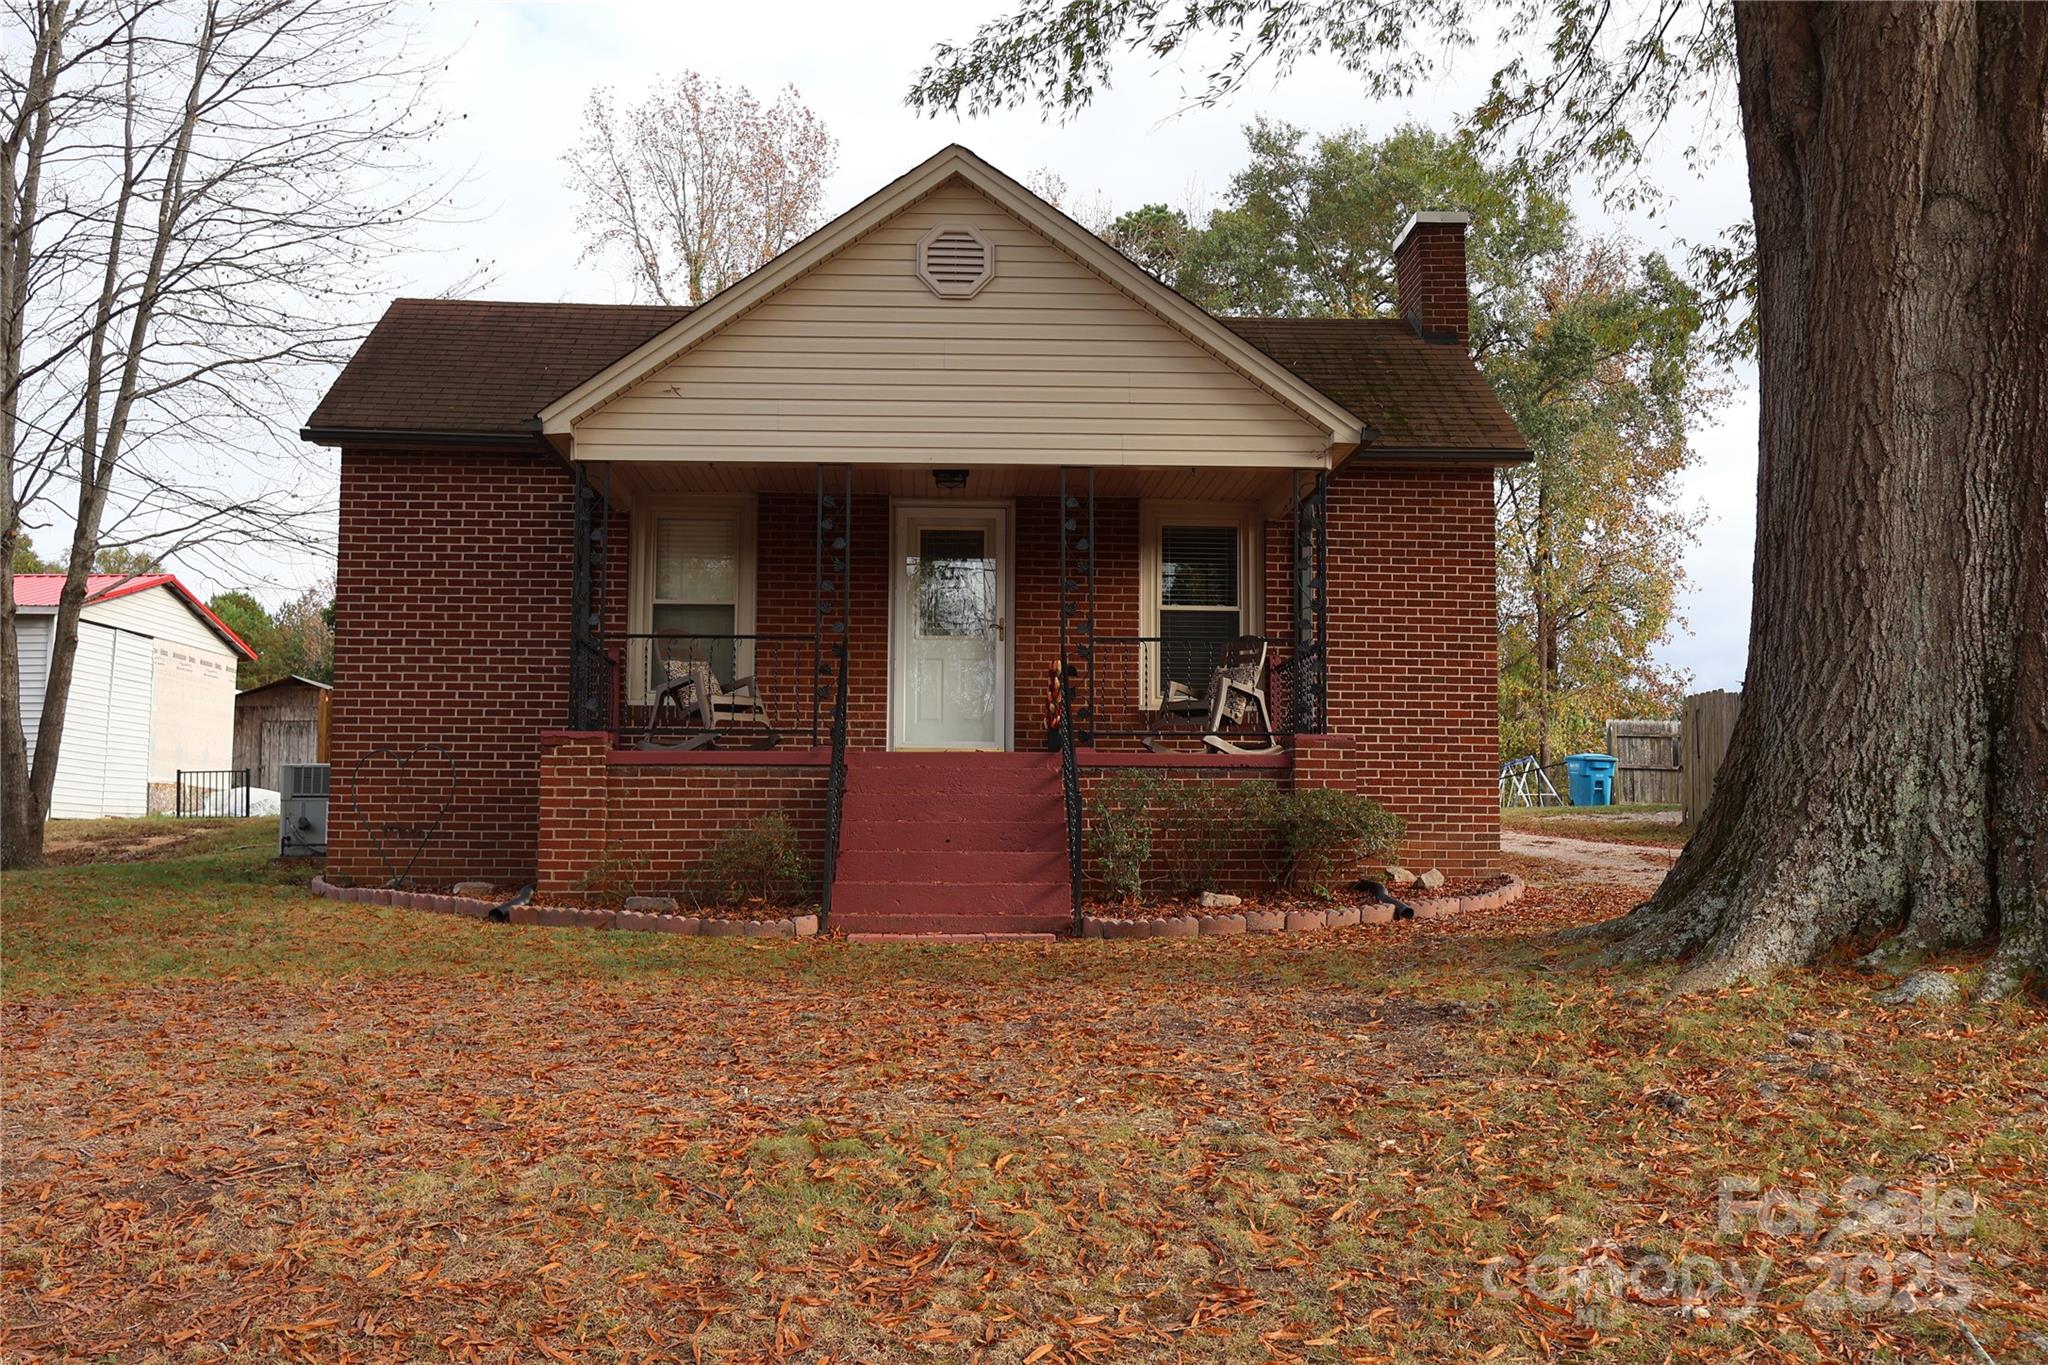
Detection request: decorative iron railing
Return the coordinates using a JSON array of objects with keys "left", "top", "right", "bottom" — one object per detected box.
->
[
  {"left": 1051, "top": 634, "right": 1316, "bottom": 752},
  {"left": 1291, "top": 469, "right": 1330, "bottom": 735},
  {"left": 174, "top": 768, "right": 252, "bottom": 818},
  {"left": 601, "top": 632, "right": 821, "bottom": 750},
  {"left": 568, "top": 463, "right": 613, "bottom": 732}
]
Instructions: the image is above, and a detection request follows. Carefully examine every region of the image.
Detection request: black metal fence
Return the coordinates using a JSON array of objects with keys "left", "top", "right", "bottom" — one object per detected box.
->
[{"left": 174, "top": 768, "right": 252, "bottom": 818}]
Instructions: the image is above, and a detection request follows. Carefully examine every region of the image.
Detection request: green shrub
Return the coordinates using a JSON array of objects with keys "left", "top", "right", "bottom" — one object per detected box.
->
[
  {"left": 573, "top": 846, "right": 651, "bottom": 903},
  {"left": 1156, "top": 779, "right": 1273, "bottom": 896},
  {"left": 1083, "top": 770, "right": 1160, "bottom": 902},
  {"left": 688, "top": 813, "right": 813, "bottom": 906},
  {"left": 1270, "top": 789, "right": 1404, "bottom": 895}
]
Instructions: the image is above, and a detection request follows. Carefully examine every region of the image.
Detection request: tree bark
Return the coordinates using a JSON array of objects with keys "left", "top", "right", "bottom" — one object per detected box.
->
[
  {"left": 1, "top": 0, "right": 70, "bottom": 869},
  {"left": 1597, "top": 3, "right": 2048, "bottom": 997}
]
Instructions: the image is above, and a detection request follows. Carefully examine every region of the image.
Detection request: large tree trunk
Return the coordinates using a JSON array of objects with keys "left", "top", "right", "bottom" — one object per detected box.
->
[{"left": 1598, "top": 3, "right": 2048, "bottom": 997}]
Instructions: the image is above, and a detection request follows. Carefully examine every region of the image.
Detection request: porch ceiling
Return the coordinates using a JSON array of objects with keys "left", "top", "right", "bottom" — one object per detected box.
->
[{"left": 601, "top": 460, "right": 1304, "bottom": 505}]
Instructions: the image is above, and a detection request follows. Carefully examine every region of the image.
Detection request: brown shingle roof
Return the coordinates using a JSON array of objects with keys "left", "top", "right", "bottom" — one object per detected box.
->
[
  {"left": 1222, "top": 317, "right": 1529, "bottom": 458},
  {"left": 305, "top": 298, "right": 1527, "bottom": 459},
  {"left": 304, "top": 299, "right": 692, "bottom": 438}
]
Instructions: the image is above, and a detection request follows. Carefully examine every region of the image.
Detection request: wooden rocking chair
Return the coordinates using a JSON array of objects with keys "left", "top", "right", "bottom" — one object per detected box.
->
[
  {"left": 1144, "top": 636, "right": 1280, "bottom": 755},
  {"left": 640, "top": 648, "right": 780, "bottom": 750}
]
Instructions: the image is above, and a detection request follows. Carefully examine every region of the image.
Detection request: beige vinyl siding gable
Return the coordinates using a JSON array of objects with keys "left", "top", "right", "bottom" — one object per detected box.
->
[{"left": 571, "top": 180, "right": 1333, "bottom": 467}]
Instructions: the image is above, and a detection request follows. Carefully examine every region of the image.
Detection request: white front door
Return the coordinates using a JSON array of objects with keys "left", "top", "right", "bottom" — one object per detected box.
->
[{"left": 892, "top": 504, "right": 1009, "bottom": 750}]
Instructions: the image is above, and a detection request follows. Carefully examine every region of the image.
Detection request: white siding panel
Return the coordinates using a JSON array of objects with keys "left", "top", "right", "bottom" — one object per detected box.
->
[
  {"left": 573, "top": 181, "right": 1331, "bottom": 467},
  {"left": 73, "top": 585, "right": 238, "bottom": 785},
  {"left": 15, "top": 614, "right": 50, "bottom": 754},
  {"left": 81, "top": 584, "right": 236, "bottom": 655},
  {"left": 102, "top": 631, "right": 154, "bottom": 814},
  {"left": 42, "top": 623, "right": 155, "bottom": 818},
  {"left": 46, "top": 623, "right": 120, "bottom": 818}
]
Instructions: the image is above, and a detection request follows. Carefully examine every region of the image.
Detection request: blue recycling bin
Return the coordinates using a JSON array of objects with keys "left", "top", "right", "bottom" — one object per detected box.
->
[{"left": 1565, "top": 753, "right": 1617, "bottom": 806}]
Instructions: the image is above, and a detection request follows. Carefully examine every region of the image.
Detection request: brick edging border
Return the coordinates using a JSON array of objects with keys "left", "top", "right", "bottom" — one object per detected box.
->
[
  {"left": 1077, "top": 874, "right": 1527, "bottom": 940},
  {"left": 307, "top": 877, "right": 820, "bottom": 939},
  {"left": 307, "top": 874, "right": 1524, "bottom": 945}
]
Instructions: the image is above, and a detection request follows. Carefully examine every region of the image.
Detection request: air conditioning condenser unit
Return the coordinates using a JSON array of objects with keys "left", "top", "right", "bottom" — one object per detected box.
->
[{"left": 279, "top": 762, "right": 329, "bottom": 858}]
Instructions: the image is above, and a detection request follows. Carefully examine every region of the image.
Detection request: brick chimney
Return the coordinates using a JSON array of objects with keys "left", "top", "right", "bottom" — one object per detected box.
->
[{"left": 1392, "top": 211, "right": 1472, "bottom": 346}]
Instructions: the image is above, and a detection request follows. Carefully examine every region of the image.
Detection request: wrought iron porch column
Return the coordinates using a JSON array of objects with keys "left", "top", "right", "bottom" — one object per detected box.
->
[
  {"left": 1292, "top": 469, "right": 1330, "bottom": 734},
  {"left": 816, "top": 463, "right": 853, "bottom": 926},
  {"left": 1057, "top": 466, "right": 1096, "bottom": 928},
  {"left": 568, "top": 463, "right": 611, "bottom": 731},
  {"left": 1058, "top": 465, "right": 1097, "bottom": 744}
]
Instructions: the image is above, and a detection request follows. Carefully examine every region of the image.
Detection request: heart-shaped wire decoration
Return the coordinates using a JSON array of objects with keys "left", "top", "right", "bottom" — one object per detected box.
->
[{"left": 345, "top": 744, "right": 458, "bottom": 888}]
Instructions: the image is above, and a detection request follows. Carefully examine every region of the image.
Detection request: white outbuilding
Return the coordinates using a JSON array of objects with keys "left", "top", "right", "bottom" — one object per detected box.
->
[{"left": 11, "top": 573, "right": 256, "bottom": 818}]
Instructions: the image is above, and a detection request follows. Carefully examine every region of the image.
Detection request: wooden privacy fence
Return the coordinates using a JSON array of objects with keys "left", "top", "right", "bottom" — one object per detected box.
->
[
  {"left": 1680, "top": 689, "right": 1744, "bottom": 830},
  {"left": 1603, "top": 719, "right": 1681, "bottom": 804}
]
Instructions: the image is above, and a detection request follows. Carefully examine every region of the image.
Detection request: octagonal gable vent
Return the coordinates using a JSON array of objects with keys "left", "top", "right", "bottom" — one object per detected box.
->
[{"left": 916, "top": 224, "right": 994, "bottom": 298}]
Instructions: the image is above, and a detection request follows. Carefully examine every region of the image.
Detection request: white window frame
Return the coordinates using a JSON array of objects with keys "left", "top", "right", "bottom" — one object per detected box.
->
[
  {"left": 628, "top": 495, "right": 757, "bottom": 704},
  {"left": 1137, "top": 502, "right": 1263, "bottom": 710}
]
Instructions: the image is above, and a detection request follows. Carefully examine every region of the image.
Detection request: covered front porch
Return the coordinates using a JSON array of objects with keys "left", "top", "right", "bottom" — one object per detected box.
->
[
  {"left": 564, "top": 460, "right": 1333, "bottom": 760},
  {"left": 543, "top": 458, "right": 1345, "bottom": 932}
]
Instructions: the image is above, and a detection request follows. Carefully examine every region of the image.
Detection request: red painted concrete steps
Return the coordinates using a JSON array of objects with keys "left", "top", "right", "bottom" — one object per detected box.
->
[{"left": 830, "top": 751, "right": 1072, "bottom": 934}]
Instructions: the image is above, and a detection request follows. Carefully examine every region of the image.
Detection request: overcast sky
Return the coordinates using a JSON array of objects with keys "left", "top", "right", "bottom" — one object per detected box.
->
[{"left": 251, "top": 0, "right": 1756, "bottom": 692}]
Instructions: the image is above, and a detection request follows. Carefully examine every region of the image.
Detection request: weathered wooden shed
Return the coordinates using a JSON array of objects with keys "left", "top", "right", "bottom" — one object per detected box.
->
[{"left": 233, "top": 675, "right": 330, "bottom": 792}]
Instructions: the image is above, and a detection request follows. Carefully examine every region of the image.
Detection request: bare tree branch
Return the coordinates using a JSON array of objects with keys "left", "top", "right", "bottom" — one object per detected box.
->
[
  {"left": 2, "top": 0, "right": 461, "bottom": 866},
  {"left": 563, "top": 72, "right": 836, "bottom": 305}
]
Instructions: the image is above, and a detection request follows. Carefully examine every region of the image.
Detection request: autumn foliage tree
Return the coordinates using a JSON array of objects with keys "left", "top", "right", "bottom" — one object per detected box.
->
[
  {"left": 1493, "top": 244, "right": 1710, "bottom": 764},
  {"left": 564, "top": 72, "right": 836, "bottom": 306},
  {"left": 207, "top": 583, "right": 333, "bottom": 688},
  {"left": 912, "top": 2, "right": 2048, "bottom": 997}
]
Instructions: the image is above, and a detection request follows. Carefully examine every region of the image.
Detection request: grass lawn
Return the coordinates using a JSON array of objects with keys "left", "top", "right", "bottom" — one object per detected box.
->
[
  {"left": 1500, "top": 804, "right": 1690, "bottom": 847},
  {"left": 4, "top": 820, "right": 2044, "bottom": 1362}
]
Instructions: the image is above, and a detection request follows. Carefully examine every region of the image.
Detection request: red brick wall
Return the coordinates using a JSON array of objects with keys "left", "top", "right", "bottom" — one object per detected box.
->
[
  {"left": 754, "top": 493, "right": 893, "bottom": 749},
  {"left": 1014, "top": 495, "right": 1141, "bottom": 743},
  {"left": 1323, "top": 463, "right": 1499, "bottom": 877},
  {"left": 539, "top": 734, "right": 826, "bottom": 896},
  {"left": 331, "top": 448, "right": 578, "bottom": 885},
  {"left": 338, "top": 461, "right": 1496, "bottom": 886}
]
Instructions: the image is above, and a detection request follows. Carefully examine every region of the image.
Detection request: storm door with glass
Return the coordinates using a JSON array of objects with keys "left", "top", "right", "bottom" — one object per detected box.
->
[{"left": 893, "top": 507, "right": 1008, "bottom": 749}]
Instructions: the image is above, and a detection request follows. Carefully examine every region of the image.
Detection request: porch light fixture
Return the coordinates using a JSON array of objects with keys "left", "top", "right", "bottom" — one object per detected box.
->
[{"left": 932, "top": 469, "right": 969, "bottom": 491}]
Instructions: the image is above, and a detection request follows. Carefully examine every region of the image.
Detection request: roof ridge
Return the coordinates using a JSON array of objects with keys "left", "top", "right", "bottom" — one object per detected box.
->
[{"left": 388, "top": 296, "right": 695, "bottom": 311}]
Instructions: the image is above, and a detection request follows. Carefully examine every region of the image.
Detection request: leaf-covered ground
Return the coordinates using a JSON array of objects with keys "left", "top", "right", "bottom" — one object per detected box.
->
[{"left": 4, "top": 821, "right": 2044, "bottom": 1362}]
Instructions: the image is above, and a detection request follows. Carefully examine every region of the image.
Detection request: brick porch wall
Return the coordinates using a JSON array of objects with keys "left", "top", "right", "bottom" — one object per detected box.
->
[
  {"left": 536, "top": 746, "right": 1368, "bottom": 901},
  {"left": 1077, "top": 762, "right": 1287, "bottom": 896},
  {"left": 538, "top": 733, "right": 828, "bottom": 896}
]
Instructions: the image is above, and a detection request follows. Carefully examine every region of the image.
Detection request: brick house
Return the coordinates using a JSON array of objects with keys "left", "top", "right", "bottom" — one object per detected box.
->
[{"left": 304, "top": 146, "right": 1528, "bottom": 933}]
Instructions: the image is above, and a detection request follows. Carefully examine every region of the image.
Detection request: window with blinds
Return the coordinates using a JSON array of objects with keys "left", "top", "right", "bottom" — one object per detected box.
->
[
  {"left": 653, "top": 516, "right": 739, "bottom": 684},
  {"left": 1158, "top": 523, "right": 1243, "bottom": 695}
]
